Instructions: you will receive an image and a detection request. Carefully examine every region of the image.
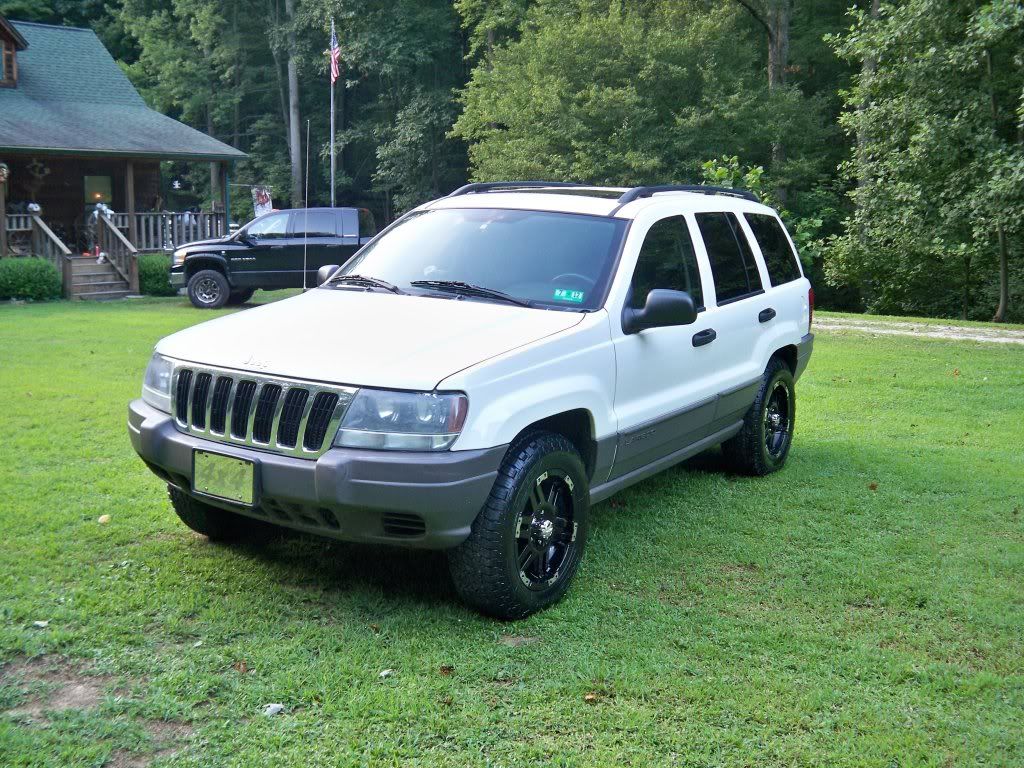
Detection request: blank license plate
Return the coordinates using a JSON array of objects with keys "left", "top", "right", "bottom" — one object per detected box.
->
[{"left": 193, "top": 450, "right": 255, "bottom": 505}]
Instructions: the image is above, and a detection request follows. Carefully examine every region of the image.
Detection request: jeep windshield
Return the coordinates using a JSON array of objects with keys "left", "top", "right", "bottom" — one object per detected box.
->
[{"left": 331, "top": 208, "right": 627, "bottom": 310}]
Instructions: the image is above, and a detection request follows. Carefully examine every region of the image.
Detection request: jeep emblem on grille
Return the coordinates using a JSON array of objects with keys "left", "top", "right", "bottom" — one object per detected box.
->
[{"left": 242, "top": 353, "right": 271, "bottom": 370}]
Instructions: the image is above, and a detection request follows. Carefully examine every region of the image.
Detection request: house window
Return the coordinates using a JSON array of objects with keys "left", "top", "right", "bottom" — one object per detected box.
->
[{"left": 0, "top": 39, "right": 16, "bottom": 87}]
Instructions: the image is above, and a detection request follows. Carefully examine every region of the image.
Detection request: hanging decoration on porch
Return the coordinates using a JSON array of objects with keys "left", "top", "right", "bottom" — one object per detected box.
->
[
  {"left": 0, "top": 161, "right": 9, "bottom": 185},
  {"left": 24, "top": 159, "right": 51, "bottom": 201}
]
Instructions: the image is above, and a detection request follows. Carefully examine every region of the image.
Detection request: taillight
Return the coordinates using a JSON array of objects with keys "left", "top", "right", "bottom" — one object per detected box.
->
[{"left": 808, "top": 286, "right": 815, "bottom": 330}]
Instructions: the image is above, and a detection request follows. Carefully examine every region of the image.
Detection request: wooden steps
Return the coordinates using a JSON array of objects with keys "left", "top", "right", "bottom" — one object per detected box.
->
[{"left": 69, "top": 256, "right": 131, "bottom": 300}]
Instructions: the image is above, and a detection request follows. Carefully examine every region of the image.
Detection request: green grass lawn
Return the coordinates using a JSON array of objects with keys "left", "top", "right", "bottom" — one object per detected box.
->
[{"left": 1, "top": 297, "right": 1022, "bottom": 767}]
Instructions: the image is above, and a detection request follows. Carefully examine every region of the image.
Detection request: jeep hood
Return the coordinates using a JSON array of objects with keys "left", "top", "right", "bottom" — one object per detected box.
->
[{"left": 156, "top": 288, "right": 585, "bottom": 390}]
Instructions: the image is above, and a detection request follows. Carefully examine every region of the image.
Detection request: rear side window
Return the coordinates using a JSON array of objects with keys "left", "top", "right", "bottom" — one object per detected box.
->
[
  {"left": 695, "top": 212, "right": 763, "bottom": 304},
  {"left": 745, "top": 213, "right": 802, "bottom": 285},
  {"left": 358, "top": 208, "right": 377, "bottom": 237},
  {"left": 292, "top": 210, "right": 338, "bottom": 238},
  {"left": 629, "top": 216, "right": 703, "bottom": 310}
]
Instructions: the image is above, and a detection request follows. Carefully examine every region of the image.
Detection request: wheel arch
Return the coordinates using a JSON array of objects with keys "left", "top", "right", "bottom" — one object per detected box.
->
[
  {"left": 509, "top": 408, "right": 601, "bottom": 482},
  {"left": 770, "top": 344, "right": 798, "bottom": 375},
  {"left": 185, "top": 255, "right": 231, "bottom": 282}
]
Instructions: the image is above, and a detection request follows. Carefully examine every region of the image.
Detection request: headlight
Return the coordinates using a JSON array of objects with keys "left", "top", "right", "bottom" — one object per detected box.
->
[
  {"left": 335, "top": 389, "right": 468, "bottom": 451},
  {"left": 142, "top": 353, "right": 173, "bottom": 413},
  {"left": 172, "top": 249, "right": 186, "bottom": 266}
]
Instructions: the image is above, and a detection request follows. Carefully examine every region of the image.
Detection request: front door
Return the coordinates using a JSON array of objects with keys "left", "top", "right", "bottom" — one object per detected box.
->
[
  {"left": 609, "top": 214, "right": 719, "bottom": 479},
  {"left": 238, "top": 210, "right": 293, "bottom": 288}
]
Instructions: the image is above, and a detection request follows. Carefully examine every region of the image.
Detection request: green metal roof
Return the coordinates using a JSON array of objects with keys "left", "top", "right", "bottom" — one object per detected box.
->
[{"left": 0, "top": 21, "right": 246, "bottom": 161}]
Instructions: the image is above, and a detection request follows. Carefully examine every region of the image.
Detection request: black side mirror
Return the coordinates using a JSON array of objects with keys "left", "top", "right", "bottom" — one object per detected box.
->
[
  {"left": 316, "top": 264, "right": 340, "bottom": 287},
  {"left": 622, "top": 289, "right": 698, "bottom": 334}
]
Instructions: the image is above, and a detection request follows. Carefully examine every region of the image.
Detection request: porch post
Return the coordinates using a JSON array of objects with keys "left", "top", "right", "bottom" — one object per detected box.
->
[
  {"left": 125, "top": 160, "right": 137, "bottom": 247},
  {"left": 220, "top": 162, "right": 230, "bottom": 236},
  {"left": 0, "top": 162, "right": 8, "bottom": 258}
]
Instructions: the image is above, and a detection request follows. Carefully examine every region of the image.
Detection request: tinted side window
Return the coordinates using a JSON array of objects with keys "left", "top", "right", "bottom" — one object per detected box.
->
[
  {"left": 696, "top": 212, "right": 763, "bottom": 303},
  {"left": 292, "top": 210, "right": 338, "bottom": 238},
  {"left": 358, "top": 208, "right": 377, "bottom": 237},
  {"left": 247, "top": 211, "right": 290, "bottom": 240},
  {"left": 629, "top": 216, "right": 703, "bottom": 310},
  {"left": 745, "top": 213, "right": 801, "bottom": 285}
]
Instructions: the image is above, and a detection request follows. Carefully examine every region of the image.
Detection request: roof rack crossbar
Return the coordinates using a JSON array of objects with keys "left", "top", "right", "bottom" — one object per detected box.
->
[
  {"left": 447, "top": 181, "right": 597, "bottom": 197},
  {"left": 614, "top": 184, "right": 759, "bottom": 208}
]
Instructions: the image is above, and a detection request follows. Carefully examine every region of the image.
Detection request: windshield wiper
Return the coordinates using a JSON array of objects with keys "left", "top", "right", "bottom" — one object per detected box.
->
[
  {"left": 410, "top": 280, "right": 531, "bottom": 307},
  {"left": 328, "top": 274, "right": 405, "bottom": 294}
]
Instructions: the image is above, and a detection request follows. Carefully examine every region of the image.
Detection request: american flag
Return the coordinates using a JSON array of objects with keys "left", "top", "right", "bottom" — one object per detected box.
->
[{"left": 329, "top": 20, "right": 340, "bottom": 84}]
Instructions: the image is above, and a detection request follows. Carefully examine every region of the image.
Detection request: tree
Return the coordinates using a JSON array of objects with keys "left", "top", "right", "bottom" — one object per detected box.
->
[{"left": 827, "top": 0, "right": 1024, "bottom": 320}]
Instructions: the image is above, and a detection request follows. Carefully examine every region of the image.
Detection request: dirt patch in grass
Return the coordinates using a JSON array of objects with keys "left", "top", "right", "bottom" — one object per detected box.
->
[{"left": 1, "top": 655, "right": 113, "bottom": 720}]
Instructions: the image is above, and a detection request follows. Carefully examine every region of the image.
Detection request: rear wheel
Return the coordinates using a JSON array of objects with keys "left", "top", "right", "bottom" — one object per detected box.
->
[
  {"left": 227, "top": 288, "right": 255, "bottom": 305},
  {"left": 168, "top": 485, "right": 247, "bottom": 541},
  {"left": 187, "top": 269, "right": 229, "bottom": 309},
  {"left": 448, "top": 431, "right": 589, "bottom": 620},
  {"left": 722, "top": 356, "right": 796, "bottom": 475}
]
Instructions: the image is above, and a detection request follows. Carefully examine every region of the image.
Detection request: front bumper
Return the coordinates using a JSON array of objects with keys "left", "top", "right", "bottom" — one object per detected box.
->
[
  {"left": 169, "top": 270, "right": 185, "bottom": 288},
  {"left": 128, "top": 399, "right": 505, "bottom": 549},
  {"left": 794, "top": 332, "right": 814, "bottom": 381}
]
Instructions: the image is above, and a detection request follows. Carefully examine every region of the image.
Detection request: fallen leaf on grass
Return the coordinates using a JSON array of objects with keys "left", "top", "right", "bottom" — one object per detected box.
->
[
  {"left": 97, "top": 514, "right": 111, "bottom": 524},
  {"left": 583, "top": 692, "right": 600, "bottom": 704},
  {"left": 233, "top": 661, "right": 249, "bottom": 674},
  {"left": 262, "top": 703, "right": 284, "bottom": 716},
  {"left": 868, "top": 482, "right": 878, "bottom": 491},
  {"left": 369, "top": 624, "right": 381, "bottom": 634},
  {"left": 32, "top": 620, "right": 49, "bottom": 629},
  {"left": 953, "top": 368, "right": 960, "bottom": 377},
  {"left": 499, "top": 635, "right": 539, "bottom": 648},
  {"left": 192, "top": 640, "right": 203, "bottom": 648},
  {"left": 439, "top": 665, "right": 454, "bottom": 676},
  {"left": 379, "top": 669, "right": 395, "bottom": 679}
]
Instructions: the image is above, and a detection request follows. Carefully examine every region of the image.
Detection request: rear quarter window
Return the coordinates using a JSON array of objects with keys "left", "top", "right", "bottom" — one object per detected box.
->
[
  {"left": 744, "top": 213, "right": 802, "bottom": 285},
  {"left": 695, "top": 212, "right": 763, "bottom": 304}
]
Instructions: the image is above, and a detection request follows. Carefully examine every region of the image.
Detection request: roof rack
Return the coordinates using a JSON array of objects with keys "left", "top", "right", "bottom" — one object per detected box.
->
[
  {"left": 615, "top": 185, "right": 759, "bottom": 206},
  {"left": 447, "top": 181, "right": 599, "bottom": 197}
]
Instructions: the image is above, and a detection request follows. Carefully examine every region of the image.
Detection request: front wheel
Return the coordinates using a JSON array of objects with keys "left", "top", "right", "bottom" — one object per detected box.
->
[
  {"left": 722, "top": 356, "right": 796, "bottom": 475},
  {"left": 448, "top": 431, "right": 589, "bottom": 620},
  {"left": 187, "top": 269, "right": 230, "bottom": 309}
]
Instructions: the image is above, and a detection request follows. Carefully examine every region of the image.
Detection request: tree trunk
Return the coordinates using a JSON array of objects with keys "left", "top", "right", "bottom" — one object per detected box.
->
[
  {"left": 284, "top": 0, "right": 302, "bottom": 207},
  {"left": 208, "top": 108, "right": 221, "bottom": 210},
  {"left": 985, "top": 49, "right": 1009, "bottom": 322},
  {"left": 856, "top": 0, "right": 880, "bottom": 193}
]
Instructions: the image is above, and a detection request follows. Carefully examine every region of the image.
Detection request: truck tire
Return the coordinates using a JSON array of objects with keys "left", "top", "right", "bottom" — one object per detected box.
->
[
  {"left": 722, "top": 356, "right": 796, "bottom": 476},
  {"left": 448, "top": 431, "right": 589, "bottom": 620},
  {"left": 227, "top": 288, "right": 255, "bottom": 305},
  {"left": 187, "top": 269, "right": 230, "bottom": 309},
  {"left": 168, "top": 485, "right": 246, "bottom": 541}
]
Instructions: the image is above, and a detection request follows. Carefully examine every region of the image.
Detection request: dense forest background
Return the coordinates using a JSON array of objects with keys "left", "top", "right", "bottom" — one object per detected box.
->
[{"left": 3, "top": 0, "right": 1023, "bottom": 320}]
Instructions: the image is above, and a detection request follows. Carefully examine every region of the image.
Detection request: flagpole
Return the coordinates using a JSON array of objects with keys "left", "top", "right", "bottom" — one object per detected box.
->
[{"left": 329, "top": 19, "right": 336, "bottom": 208}]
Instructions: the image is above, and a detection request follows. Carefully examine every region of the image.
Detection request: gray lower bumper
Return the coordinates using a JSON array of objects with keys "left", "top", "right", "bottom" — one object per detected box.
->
[
  {"left": 794, "top": 332, "right": 814, "bottom": 381},
  {"left": 169, "top": 271, "right": 185, "bottom": 288},
  {"left": 128, "top": 399, "right": 505, "bottom": 549}
]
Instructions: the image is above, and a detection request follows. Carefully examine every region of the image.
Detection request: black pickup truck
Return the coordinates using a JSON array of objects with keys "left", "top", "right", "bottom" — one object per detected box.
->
[{"left": 170, "top": 207, "right": 376, "bottom": 308}]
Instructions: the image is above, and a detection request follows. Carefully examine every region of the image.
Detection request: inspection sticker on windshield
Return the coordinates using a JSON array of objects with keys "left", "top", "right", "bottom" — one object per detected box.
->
[{"left": 553, "top": 288, "right": 585, "bottom": 303}]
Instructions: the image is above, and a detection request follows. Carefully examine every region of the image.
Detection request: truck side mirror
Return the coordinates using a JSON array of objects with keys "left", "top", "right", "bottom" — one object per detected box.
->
[
  {"left": 622, "top": 289, "right": 698, "bottom": 334},
  {"left": 316, "top": 264, "right": 340, "bottom": 287}
]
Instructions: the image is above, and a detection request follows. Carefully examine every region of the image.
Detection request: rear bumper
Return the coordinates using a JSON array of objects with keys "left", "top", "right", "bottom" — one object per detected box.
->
[
  {"left": 794, "top": 332, "right": 814, "bottom": 381},
  {"left": 128, "top": 399, "right": 504, "bottom": 549}
]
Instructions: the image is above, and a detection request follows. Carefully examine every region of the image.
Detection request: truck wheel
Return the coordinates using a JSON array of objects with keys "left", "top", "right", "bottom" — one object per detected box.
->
[
  {"left": 187, "top": 269, "right": 229, "bottom": 309},
  {"left": 168, "top": 485, "right": 245, "bottom": 541},
  {"left": 722, "top": 356, "right": 796, "bottom": 476},
  {"left": 227, "top": 288, "right": 255, "bottom": 305},
  {"left": 448, "top": 431, "right": 589, "bottom": 620}
]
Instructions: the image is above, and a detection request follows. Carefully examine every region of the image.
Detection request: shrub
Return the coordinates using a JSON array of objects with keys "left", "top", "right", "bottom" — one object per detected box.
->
[
  {"left": 138, "top": 253, "right": 176, "bottom": 296},
  {"left": 0, "top": 257, "right": 62, "bottom": 301}
]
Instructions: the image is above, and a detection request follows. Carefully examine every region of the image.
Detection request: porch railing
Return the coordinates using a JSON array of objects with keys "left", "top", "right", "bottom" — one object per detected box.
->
[
  {"left": 30, "top": 215, "right": 72, "bottom": 281},
  {"left": 113, "top": 212, "right": 224, "bottom": 252},
  {"left": 97, "top": 215, "right": 139, "bottom": 293},
  {"left": 5, "top": 213, "right": 32, "bottom": 233}
]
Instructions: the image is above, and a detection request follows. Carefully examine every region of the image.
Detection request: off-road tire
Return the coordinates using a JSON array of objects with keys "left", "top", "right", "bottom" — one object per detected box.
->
[
  {"left": 448, "top": 431, "right": 589, "bottom": 620},
  {"left": 226, "top": 288, "right": 255, "bottom": 305},
  {"left": 168, "top": 485, "right": 247, "bottom": 541},
  {"left": 187, "top": 269, "right": 230, "bottom": 309},
  {"left": 722, "top": 356, "right": 796, "bottom": 476}
]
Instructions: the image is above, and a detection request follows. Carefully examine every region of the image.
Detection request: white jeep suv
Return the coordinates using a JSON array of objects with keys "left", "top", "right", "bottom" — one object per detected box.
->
[{"left": 129, "top": 182, "right": 813, "bottom": 619}]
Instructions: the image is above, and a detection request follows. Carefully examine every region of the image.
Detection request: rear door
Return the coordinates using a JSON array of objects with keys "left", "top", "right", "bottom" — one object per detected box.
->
[
  {"left": 691, "top": 211, "right": 770, "bottom": 421},
  {"left": 289, "top": 209, "right": 356, "bottom": 286}
]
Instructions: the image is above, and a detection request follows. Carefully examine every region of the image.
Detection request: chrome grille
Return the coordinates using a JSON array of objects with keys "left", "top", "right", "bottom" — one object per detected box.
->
[{"left": 171, "top": 364, "right": 356, "bottom": 458}]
